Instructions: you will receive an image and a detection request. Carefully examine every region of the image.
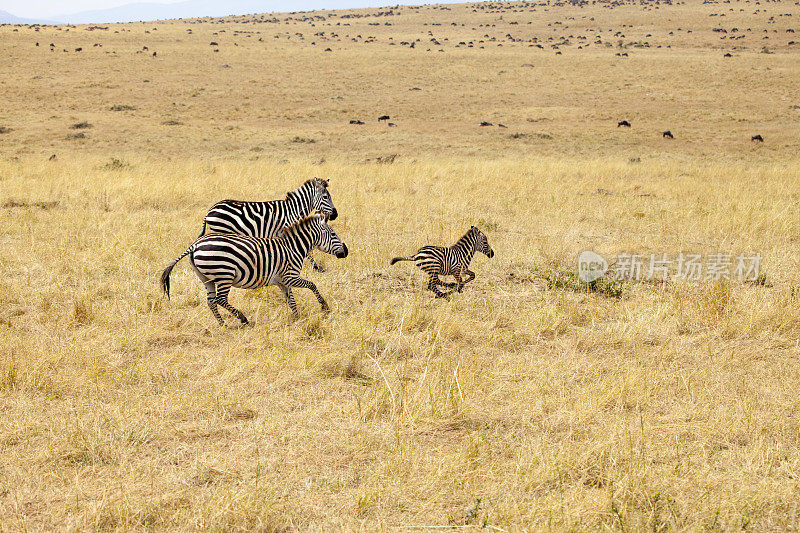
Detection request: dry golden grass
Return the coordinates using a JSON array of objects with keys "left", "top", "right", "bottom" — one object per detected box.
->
[{"left": 2, "top": 0, "right": 800, "bottom": 530}]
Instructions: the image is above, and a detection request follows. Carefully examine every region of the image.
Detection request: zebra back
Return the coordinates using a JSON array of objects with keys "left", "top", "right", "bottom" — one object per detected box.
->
[{"left": 201, "top": 178, "right": 336, "bottom": 239}]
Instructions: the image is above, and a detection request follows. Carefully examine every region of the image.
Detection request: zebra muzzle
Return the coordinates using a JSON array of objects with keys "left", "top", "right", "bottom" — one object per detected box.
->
[
  {"left": 328, "top": 208, "right": 338, "bottom": 221},
  {"left": 336, "top": 243, "right": 348, "bottom": 259}
]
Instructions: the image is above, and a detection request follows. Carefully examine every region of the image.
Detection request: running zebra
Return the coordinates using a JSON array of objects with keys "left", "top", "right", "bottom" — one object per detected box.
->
[
  {"left": 199, "top": 177, "right": 338, "bottom": 271},
  {"left": 161, "top": 214, "right": 348, "bottom": 325},
  {"left": 390, "top": 226, "right": 494, "bottom": 297}
]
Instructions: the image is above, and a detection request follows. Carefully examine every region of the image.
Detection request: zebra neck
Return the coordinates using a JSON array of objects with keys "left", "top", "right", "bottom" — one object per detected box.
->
[
  {"left": 453, "top": 232, "right": 477, "bottom": 264},
  {"left": 283, "top": 225, "right": 320, "bottom": 258},
  {"left": 285, "top": 183, "right": 314, "bottom": 220}
]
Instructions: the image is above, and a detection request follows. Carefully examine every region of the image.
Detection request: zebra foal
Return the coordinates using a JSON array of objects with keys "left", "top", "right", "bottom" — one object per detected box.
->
[
  {"left": 390, "top": 226, "right": 494, "bottom": 297},
  {"left": 161, "top": 214, "right": 348, "bottom": 326},
  {"left": 200, "top": 177, "right": 337, "bottom": 271}
]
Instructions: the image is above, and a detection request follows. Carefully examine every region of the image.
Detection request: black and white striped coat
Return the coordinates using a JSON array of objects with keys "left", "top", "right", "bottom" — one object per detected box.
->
[
  {"left": 161, "top": 214, "right": 348, "bottom": 325},
  {"left": 390, "top": 226, "right": 494, "bottom": 297},
  {"left": 199, "top": 177, "right": 337, "bottom": 237},
  {"left": 199, "top": 177, "right": 337, "bottom": 271}
]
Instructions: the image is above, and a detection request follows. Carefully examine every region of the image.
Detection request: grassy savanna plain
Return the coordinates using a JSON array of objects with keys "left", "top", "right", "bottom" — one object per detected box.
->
[{"left": 2, "top": 0, "right": 800, "bottom": 530}]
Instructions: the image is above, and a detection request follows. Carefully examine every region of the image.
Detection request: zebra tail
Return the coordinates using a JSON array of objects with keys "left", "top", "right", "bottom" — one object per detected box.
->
[
  {"left": 160, "top": 246, "right": 193, "bottom": 300},
  {"left": 390, "top": 256, "right": 415, "bottom": 266},
  {"left": 197, "top": 219, "right": 207, "bottom": 238}
]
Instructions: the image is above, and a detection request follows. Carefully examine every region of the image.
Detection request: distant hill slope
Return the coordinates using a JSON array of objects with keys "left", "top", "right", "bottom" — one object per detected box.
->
[
  {"left": 0, "top": 9, "right": 55, "bottom": 24},
  {"left": 39, "top": 0, "right": 452, "bottom": 24}
]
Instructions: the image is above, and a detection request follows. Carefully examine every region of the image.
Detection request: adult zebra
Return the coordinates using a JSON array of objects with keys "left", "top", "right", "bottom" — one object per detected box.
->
[
  {"left": 199, "top": 177, "right": 337, "bottom": 271},
  {"left": 390, "top": 226, "right": 494, "bottom": 297},
  {"left": 161, "top": 214, "right": 348, "bottom": 325}
]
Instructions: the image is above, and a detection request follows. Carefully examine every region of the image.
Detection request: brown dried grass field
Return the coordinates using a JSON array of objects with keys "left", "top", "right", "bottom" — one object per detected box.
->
[{"left": 2, "top": 0, "right": 800, "bottom": 530}]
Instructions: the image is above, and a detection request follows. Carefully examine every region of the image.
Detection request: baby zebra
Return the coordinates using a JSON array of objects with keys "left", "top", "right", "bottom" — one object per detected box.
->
[
  {"left": 199, "top": 177, "right": 337, "bottom": 271},
  {"left": 390, "top": 226, "right": 494, "bottom": 297},
  {"left": 161, "top": 214, "right": 348, "bottom": 325}
]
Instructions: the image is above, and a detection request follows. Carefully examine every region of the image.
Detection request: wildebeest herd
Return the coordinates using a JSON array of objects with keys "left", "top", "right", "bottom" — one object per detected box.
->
[
  {"left": 161, "top": 178, "right": 493, "bottom": 326},
  {"left": 614, "top": 121, "right": 763, "bottom": 142}
]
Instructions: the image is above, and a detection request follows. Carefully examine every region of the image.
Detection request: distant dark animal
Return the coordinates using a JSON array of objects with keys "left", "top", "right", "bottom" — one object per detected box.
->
[
  {"left": 48, "top": 154, "right": 56, "bottom": 161},
  {"left": 75, "top": 47, "right": 82, "bottom": 52},
  {"left": 751, "top": 134, "right": 764, "bottom": 142},
  {"left": 152, "top": 51, "right": 157, "bottom": 57},
  {"left": 35, "top": 42, "right": 39, "bottom": 46},
  {"left": 378, "top": 115, "right": 390, "bottom": 122},
  {"left": 390, "top": 226, "right": 494, "bottom": 298},
  {"left": 663, "top": 130, "right": 674, "bottom": 139},
  {"left": 497, "top": 123, "right": 507, "bottom": 128},
  {"left": 349, "top": 120, "right": 365, "bottom": 125},
  {"left": 479, "top": 121, "right": 493, "bottom": 126},
  {"left": 724, "top": 52, "right": 732, "bottom": 57},
  {"left": 210, "top": 42, "right": 218, "bottom": 46},
  {"left": 161, "top": 215, "right": 348, "bottom": 325},
  {"left": 618, "top": 120, "right": 631, "bottom": 127},
  {"left": 388, "top": 122, "right": 397, "bottom": 127}
]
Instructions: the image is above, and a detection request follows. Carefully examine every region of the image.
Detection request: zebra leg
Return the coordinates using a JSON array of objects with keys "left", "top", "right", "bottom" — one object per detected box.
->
[
  {"left": 463, "top": 269, "right": 476, "bottom": 285},
  {"left": 427, "top": 275, "right": 452, "bottom": 298},
  {"left": 437, "top": 274, "right": 461, "bottom": 291},
  {"left": 191, "top": 260, "right": 224, "bottom": 325},
  {"left": 306, "top": 254, "right": 325, "bottom": 273},
  {"left": 215, "top": 282, "right": 249, "bottom": 325},
  {"left": 453, "top": 271, "right": 466, "bottom": 293},
  {"left": 279, "top": 284, "right": 299, "bottom": 317},
  {"left": 203, "top": 282, "right": 225, "bottom": 326},
  {"left": 218, "top": 298, "right": 249, "bottom": 325},
  {"left": 285, "top": 276, "right": 329, "bottom": 311}
]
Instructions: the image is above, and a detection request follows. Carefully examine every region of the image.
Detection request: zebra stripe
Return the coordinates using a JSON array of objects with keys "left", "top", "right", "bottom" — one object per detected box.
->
[
  {"left": 199, "top": 177, "right": 337, "bottom": 238},
  {"left": 161, "top": 214, "right": 348, "bottom": 325},
  {"left": 390, "top": 226, "right": 494, "bottom": 297}
]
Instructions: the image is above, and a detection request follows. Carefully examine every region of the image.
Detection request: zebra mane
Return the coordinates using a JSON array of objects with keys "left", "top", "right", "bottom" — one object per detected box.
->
[
  {"left": 285, "top": 179, "right": 315, "bottom": 201},
  {"left": 275, "top": 213, "right": 324, "bottom": 239},
  {"left": 284, "top": 177, "right": 328, "bottom": 201},
  {"left": 449, "top": 227, "right": 480, "bottom": 253}
]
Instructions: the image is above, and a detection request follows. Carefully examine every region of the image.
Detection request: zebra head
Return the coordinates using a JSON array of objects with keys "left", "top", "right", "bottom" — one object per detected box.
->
[
  {"left": 312, "top": 177, "right": 338, "bottom": 221},
  {"left": 313, "top": 216, "right": 348, "bottom": 259},
  {"left": 472, "top": 226, "right": 494, "bottom": 258}
]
